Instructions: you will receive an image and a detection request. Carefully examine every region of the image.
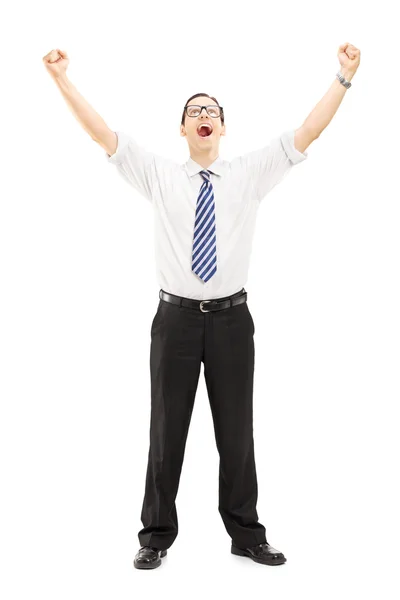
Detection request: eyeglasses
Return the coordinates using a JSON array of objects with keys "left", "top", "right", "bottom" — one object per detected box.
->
[{"left": 184, "top": 105, "right": 223, "bottom": 118}]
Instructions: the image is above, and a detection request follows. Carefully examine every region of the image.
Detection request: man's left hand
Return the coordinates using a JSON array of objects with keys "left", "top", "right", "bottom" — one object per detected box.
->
[{"left": 338, "top": 42, "right": 361, "bottom": 79}]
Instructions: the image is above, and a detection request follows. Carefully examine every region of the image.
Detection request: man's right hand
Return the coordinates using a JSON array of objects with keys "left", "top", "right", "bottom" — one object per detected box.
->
[
  {"left": 42, "top": 49, "right": 69, "bottom": 79},
  {"left": 42, "top": 48, "right": 117, "bottom": 156}
]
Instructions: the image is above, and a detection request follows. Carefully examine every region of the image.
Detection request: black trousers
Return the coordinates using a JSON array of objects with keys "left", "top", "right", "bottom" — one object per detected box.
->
[{"left": 138, "top": 288, "right": 267, "bottom": 550}]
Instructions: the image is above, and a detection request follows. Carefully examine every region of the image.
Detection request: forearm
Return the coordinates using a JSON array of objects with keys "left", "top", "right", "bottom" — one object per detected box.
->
[
  {"left": 52, "top": 74, "right": 109, "bottom": 140},
  {"left": 303, "top": 68, "right": 354, "bottom": 138}
]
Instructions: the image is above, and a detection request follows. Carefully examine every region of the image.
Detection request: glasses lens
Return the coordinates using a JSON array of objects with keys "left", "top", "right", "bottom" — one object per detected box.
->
[
  {"left": 206, "top": 105, "right": 221, "bottom": 117},
  {"left": 186, "top": 106, "right": 200, "bottom": 117},
  {"left": 186, "top": 105, "right": 221, "bottom": 117}
]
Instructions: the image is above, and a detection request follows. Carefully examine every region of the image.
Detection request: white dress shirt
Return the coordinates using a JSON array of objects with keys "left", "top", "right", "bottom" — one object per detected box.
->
[{"left": 106, "top": 129, "right": 308, "bottom": 300}]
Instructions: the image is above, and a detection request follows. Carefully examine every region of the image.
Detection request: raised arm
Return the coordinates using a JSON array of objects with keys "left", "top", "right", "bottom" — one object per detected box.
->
[
  {"left": 42, "top": 48, "right": 116, "bottom": 156},
  {"left": 294, "top": 42, "right": 361, "bottom": 152},
  {"left": 42, "top": 48, "right": 179, "bottom": 204}
]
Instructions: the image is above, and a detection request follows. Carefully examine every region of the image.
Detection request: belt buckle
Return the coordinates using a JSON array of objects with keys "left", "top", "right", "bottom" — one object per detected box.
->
[{"left": 200, "top": 300, "right": 212, "bottom": 313}]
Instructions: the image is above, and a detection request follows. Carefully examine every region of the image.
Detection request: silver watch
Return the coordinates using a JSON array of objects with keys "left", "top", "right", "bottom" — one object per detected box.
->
[{"left": 336, "top": 71, "right": 352, "bottom": 89}]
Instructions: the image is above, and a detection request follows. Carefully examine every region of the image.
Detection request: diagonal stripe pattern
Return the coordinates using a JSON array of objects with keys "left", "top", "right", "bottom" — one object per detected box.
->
[{"left": 191, "top": 170, "right": 217, "bottom": 282}]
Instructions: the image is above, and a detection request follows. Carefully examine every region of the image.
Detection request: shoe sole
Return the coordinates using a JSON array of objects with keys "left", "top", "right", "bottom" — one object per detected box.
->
[
  {"left": 133, "top": 549, "right": 167, "bottom": 569},
  {"left": 231, "top": 545, "right": 286, "bottom": 566}
]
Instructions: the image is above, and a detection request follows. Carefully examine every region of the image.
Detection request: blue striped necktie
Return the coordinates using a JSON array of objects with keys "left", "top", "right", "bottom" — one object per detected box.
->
[{"left": 191, "top": 169, "right": 217, "bottom": 282}]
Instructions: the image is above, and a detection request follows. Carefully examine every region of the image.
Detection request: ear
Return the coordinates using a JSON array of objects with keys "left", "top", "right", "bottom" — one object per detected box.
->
[
  {"left": 220, "top": 123, "right": 226, "bottom": 137},
  {"left": 180, "top": 125, "right": 186, "bottom": 137}
]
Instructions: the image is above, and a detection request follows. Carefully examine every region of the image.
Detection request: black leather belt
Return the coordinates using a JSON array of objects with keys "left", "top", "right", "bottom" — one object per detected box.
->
[{"left": 159, "top": 287, "right": 247, "bottom": 313}]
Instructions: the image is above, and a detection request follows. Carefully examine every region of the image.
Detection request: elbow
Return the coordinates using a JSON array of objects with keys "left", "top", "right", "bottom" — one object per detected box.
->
[
  {"left": 305, "top": 125, "right": 322, "bottom": 141},
  {"left": 294, "top": 125, "right": 319, "bottom": 154}
]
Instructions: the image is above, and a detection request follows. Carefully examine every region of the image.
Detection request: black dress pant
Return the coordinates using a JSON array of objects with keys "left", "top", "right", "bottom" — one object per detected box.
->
[{"left": 138, "top": 288, "right": 267, "bottom": 550}]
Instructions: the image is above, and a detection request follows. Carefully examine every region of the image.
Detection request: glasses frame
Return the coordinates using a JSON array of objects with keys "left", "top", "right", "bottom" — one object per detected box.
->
[{"left": 184, "top": 105, "right": 224, "bottom": 118}]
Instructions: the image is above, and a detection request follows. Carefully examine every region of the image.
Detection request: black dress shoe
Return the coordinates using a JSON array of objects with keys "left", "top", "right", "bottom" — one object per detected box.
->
[
  {"left": 133, "top": 546, "right": 167, "bottom": 569},
  {"left": 231, "top": 541, "right": 286, "bottom": 565}
]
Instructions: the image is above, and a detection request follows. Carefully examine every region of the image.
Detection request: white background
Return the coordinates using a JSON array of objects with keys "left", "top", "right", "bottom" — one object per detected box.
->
[{"left": 1, "top": 0, "right": 399, "bottom": 598}]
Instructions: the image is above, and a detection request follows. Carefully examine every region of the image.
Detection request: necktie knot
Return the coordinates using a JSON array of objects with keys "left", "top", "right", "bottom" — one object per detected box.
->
[{"left": 200, "top": 169, "right": 211, "bottom": 183}]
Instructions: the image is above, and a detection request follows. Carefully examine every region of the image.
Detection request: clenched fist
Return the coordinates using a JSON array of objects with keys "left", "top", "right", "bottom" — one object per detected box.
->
[
  {"left": 42, "top": 49, "right": 69, "bottom": 79},
  {"left": 338, "top": 42, "right": 361, "bottom": 78}
]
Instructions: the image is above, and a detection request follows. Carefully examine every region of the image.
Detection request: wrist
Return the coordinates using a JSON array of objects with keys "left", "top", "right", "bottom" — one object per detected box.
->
[
  {"left": 340, "top": 68, "right": 355, "bottom": 82},
  {"left": 52, "top": 72, "right": 69, "bottom": 85},
  {"left": 52, "top": 73, "right": 72, "bottom": 94}
]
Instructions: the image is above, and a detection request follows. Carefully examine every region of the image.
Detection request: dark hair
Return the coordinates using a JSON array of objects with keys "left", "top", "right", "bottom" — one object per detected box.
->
[{"left": 181, "top": 92, "right": 224, "bottom": 127}]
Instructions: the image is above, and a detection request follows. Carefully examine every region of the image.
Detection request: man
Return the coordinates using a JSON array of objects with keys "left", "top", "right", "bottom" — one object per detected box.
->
[{"left": 43, "top": 42, "right": 360, "bottom": 570}]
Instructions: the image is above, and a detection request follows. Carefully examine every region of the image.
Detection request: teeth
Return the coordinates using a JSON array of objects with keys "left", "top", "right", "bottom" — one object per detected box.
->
[{"left": 198, "top": 123, "right": 212, "bottom": 132}]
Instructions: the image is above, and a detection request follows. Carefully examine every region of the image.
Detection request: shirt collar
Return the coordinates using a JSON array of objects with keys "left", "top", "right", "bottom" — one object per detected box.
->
[{"left": 184, "top": 155, "right": 227, "bottom": 178}]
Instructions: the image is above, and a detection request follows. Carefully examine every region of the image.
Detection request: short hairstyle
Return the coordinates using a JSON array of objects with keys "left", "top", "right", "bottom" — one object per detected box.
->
[{"left": 181, "top": 92, "right": 225, "bottom": 127}]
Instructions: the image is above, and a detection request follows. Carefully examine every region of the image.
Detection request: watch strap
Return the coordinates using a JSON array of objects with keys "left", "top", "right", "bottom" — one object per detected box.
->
[{"left": 336, "top": 71, "right": 352, "bottom": 89}]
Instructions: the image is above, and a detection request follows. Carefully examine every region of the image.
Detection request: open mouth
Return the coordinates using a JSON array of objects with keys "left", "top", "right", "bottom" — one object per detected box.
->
[{"left": 197, "top": 123, "right": 213, "bottom": 138}]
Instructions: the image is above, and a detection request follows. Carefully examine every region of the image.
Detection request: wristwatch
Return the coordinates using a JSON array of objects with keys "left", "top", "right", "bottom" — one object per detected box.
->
[{"left": 336, "top": 71, "right": 352, "bottom": 89}]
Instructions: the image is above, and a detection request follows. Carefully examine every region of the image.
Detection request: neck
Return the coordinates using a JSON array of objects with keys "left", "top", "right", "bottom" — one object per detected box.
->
[{"left": 189, "top": 148, "right": 219, "bottom": 170}]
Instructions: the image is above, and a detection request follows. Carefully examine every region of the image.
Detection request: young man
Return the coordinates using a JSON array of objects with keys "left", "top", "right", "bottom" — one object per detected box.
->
[{"left": 43, "top": 42, "right": 360, "bottom": 570}]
